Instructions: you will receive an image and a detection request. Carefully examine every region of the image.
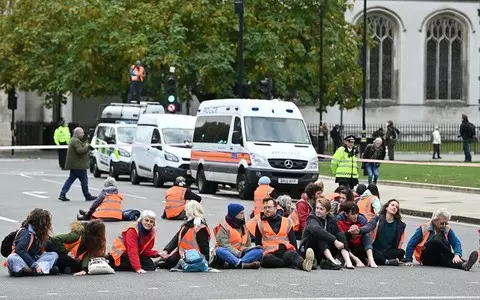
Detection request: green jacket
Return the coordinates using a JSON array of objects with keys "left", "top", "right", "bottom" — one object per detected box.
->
[
  {"left": 65, "top": 137, "right": 90, "bottom": 170},
  {"left": 330, "top": 146, "right": 359, "bottom": 179},
  {"left": 50, "top": 232, "right": 90, "bottom": 269},
  {"left": 53, "top": 126, "right": 71, "bottom": 145}
]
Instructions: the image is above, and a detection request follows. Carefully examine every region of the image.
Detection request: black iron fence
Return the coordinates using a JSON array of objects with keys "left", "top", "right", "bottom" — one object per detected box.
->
[{"left": 307, "top": 123, "right": 479, "bottom": 153}]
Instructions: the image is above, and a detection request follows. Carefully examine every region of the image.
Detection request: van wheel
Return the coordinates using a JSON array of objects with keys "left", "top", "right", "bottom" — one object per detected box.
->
[
  {"left": 109, "top": 162, "right": 119, "bottom": 180},
  {"left": 153, "top": 167, "right": 164, "bottom": 188},
  {"left": 197, "top": 168, "right": 217, "bottom": 194},
  {"left": 237, "top": 172, "right": 254, "bottom": 200},
  {"left": 130, "top": 163, "right": 140, "bottom": 185},
  {"left": 91, "top": 159, "right": 101, "bottom": 178}
]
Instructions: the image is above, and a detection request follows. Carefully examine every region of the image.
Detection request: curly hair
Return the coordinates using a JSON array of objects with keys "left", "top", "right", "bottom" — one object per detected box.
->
[
  {"left": 22, "top": 208, "right": 52, "bottom": 243},
  {"left": 69, "top": 221, "right": 85, "bottom": 235},
  {"left": 84, "top": 220, "right": 106, "bottom": 258}
]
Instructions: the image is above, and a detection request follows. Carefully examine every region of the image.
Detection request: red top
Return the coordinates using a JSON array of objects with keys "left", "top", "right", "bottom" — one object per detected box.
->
[
  {"left": 123, "top": 228, "right": 159, "bottom": 271},
  {"left": 337, "top": 220, "right": 362, "bottom": 247},
  {"left": 296, "top": 196, "right": 312, "bottom": 233}
]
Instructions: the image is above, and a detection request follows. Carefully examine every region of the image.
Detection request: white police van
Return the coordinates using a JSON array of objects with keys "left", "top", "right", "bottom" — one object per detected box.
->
[
  {"left": 130, "top": 114, "right": 196, "bottom": 187},
  {"left": 190, "top": 99, "right": 319, "bottom": 199},
  {"left": 90, "top": 102, "right": 164, "bottom": 179}
]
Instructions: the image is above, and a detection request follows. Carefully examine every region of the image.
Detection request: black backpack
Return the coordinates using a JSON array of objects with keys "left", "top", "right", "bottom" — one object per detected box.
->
[
  {"left": 1, "top": 230, "right": 18, "bottom": 258},
  {"left": 467, "top": 123, "right": 476, "bottom": 138}
]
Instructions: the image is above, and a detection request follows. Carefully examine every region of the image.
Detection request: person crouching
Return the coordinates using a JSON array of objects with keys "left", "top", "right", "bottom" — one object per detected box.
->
[{"left": 77, "top": 177, "right": 123, "bottom": 221}]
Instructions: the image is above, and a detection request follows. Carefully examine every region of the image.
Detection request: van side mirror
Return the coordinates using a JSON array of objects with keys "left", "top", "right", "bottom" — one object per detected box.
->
[{"left": 232, "top": 131, "right": 243, "bottom": 145}]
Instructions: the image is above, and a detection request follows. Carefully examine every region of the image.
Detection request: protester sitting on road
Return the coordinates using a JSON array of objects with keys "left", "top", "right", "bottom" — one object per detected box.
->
[
  {"left": 353, "top": 199, "right": 406, "bottom": 266},
  {"left": 162, "top": 176, "right": 202, "bottom": 220},
  {"left": 355, "top": 184, "right": 368, "bottom": 200},
  {"left": 337, "top": 202, "right": 378, "bottom": 268},
  {"left": 158, "top": 201, "right": 211, "bottom": 269},
  {"left": 356, "top": 184, "right": 381, "bottom": 221},
  {"left": 212, "top": 203, "right": 263, "bottom": 269},
  {"left": 331, "top": 135, "right": 359, "bottom": 189},
  {"left": 255, "top": 198, "right": 315, "bottom": 271},
  {"left": 296, "top": 183, "right": 323, "bottom": 235},
  {"left": 331, "top": 188, "right": 353, "bottom": 215},
  {"left": 5, "top": 208, "right": 59, "bottom": 276},
  {"left": 300, "top": 179, "right": 324, "bottom": 202},
  {"left": 299, "top": 198, "right": 359, "bottom": 270},
  {"left": 251, "top": 176, "right": 277, "bottom": 219},
  {"left": 77, "top": 177, "right": 123, "bottom": 221},
  {"left": 276, "top": 195, "right": 300, "bottom": 233},
  {"left": 109, "top": 210, "right": 161, "bottom": 273},
  {"left": 58, "top": 127, "right": 96, "bottom": 202},
  {"left": 405, "top": 208, "right": 478, "bottom": 271},
  {"left": 50, "top": 220, "right": 106, "bottom": 275}
]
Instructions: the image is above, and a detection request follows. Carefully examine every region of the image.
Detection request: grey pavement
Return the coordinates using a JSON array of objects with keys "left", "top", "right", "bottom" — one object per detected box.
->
[{"left": 0, "top": 159, "right": 479, "bottom": 300}]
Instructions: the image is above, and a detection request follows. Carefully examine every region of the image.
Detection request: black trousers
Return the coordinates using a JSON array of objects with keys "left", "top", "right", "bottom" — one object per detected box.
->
[
  {"left": 261, "top": 249, "right": 304, "bottom": 270},
  {"left": 128, "top": 81, "right": 143, "bottom": 101},
  {"left": 108, "top": 254, "right": 156, "bottom": 271},
  {"left": 432, "top": 144, "right": 441, "bottom": 159},
  {"left": 158, "top": 251, "right": 181, "bottom": 269},
  {"left": 386, "top": 139, "right": 396, "bottom": 160},
  {"left": 373, "top": 248, "right": 405, "bottom": 265},
  {"left": 56, "top": 254, "right": 83, "bottom": 274},
  {"left": 421, "top": 239, "right": 463, "bottom": 269},
  {"left": 57, "top": 142, "right": 67, "bottom": 169},
  {"left": 310, "top": 232, "right": 349, "bottom": 262},
  {"left": 348, "top": 243, "right": 367, "bottom": 263}
]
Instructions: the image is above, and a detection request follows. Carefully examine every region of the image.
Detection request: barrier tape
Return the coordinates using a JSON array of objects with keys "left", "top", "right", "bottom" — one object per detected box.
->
[{"left": 0, "top": 144, "right": 478, "bottom": 167}]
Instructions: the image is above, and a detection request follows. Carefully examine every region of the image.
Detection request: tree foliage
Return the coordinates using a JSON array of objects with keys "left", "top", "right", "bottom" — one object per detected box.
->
[{"left": 0, "top": 0, "right": 363, "bottom": 109}]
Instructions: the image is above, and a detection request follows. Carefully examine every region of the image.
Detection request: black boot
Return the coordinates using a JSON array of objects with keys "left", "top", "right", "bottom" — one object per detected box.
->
[{"left": 462, "top": 251, "right": 478, "bottom": 271}]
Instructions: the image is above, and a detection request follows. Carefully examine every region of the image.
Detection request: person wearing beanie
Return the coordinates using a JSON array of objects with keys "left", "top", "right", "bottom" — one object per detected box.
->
[
  {"left": 251, "top": 176, "right": 277, "bottom": 218},
  {"left": 162, "top": 176, "right": 202, "bottom": 220},
  {"left": 213, "top": 203, "right": 263, "bottom": 269},
  {"left": 77, "top": 176, "right": 123, "bottom": 221}
]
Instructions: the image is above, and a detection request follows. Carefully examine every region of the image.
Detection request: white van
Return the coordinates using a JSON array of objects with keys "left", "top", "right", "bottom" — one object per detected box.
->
[
  {"left": 130, "top": 114, "right": 196, "bottom": 187},
  {"left": 190, "top": 99, "right": 319, "bottom": 199}
]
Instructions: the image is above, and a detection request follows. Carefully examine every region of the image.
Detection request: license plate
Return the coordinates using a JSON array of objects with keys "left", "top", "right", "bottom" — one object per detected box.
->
[{"left": 278, "top": 178, "right": 298, "bottom": 184}]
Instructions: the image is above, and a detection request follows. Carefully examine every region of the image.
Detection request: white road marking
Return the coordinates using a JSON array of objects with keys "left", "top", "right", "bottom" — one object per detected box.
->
[
  {"left": 40, "top": 179, "right": 147, "bottom": 199},
  {"left": 200, "top": 195, "right": 225, "bottom": 200},
  {"left": 97, "top": 290, "right": 109, "bottom": 293},
  {"left": 379, "top": 282, "right": 387, "bottom": 285},
  {"left": 402, "top": 215, "right": 480, "bottom": 228},
  {"left": 19, "top": 173, "right": 33, "bottom": 179},
  {"left": 289, "top": 283, "right": 299, "bottom": 286},
  {"left": 22, "top": 191, "right": 49, "bottom": 199},
  {"left": 209, "top": 297, "right": 480, "bottom": 300},
  {"left": 0, "top": 216, "right": 18, "bottom": 223},
  {"left": 238, "top": 284, "right": 249, "bottom": 287},
  {"left": 424, "top": 282, "right": 435, "bottom": 284},
  {"left": 189, "top": 285, "right": 200, "bottom": 288},
  {"left": 334, "top": 282, "right": 344, "bottom": 285},
  {"left": 147, "top": 287, "right": 158, "bottom": 290},
  {"left": 0, "top": 296, "right": 7, "bottom": 298},
  {"left": 469, "top": 282, "right": 479, "bottom": 284},
  {"left": 46, "top": 293, "right": 58, "bottom": 296}
]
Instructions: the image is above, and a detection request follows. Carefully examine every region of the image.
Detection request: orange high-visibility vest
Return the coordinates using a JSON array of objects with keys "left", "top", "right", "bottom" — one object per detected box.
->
[
  {"left": 288, "top": 210, "right": 300, "bottom": 232},
  {"left": 357, "top": 195, "right": 376, "bottom": 221},
  {"left": 2, "top": 230, "right": 36, "bottom": 268},
  {"left": 92, "top": 193, "right": 123, "bottom": 220},
  {"left": 64, "top": 236, "right": 87, "bottom": 261},
  {"left": 164, "top": 186, "right": 187, "bottom": 219},
  {"left": 413, "top": 221, "right": 450, "bottom": 263},
  {"left": 253, "top": 185, "right": 274, "bottom": 217},
  {"left": 178, "top": 224, "right": 211, "bottom": 256},
  {"left": 130, "top": 65, "right": 145, "bottom": 81},
  {"left": 257, "top": 217, "right": 295, "bottom": 255},
  {"left": 246, "top": 217, "right": 258, "bottom": 236},
  {"left": 213, "top": 221, "right": 249, "bottom": 251},
  {"left": 109, "top": 223, "right": 157, "bottom": 266}
]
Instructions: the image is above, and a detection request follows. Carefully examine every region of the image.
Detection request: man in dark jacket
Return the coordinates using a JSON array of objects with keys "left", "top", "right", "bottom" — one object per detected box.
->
[
  {"left": 385, "top": 120, "right": 400, "bottom": 160},
  {"left": 459, "top": 114, "right": 475, "bottom": 162},
  {"left": 58, "top": 127, "right": 96, "bottom": 202}
]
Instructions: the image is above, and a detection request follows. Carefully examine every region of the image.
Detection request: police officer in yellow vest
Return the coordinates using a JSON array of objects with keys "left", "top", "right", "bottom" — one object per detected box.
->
[
  {"left": 53, "top": 118, "right": 71, "bottom": 170},
  {"left": 162, "top": 176, "right": 202, "bottom": 220},
  {"left": 330, "top": 135, "right": 359, "bottom": 189}
]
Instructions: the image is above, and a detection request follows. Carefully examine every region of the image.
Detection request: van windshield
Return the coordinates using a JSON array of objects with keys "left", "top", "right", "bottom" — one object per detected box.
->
[
  {"left": 117, "top": 127, "right": 136, "bottom": 144},
  {"left": 162, "top": 128, "right": 194, "bottom": 144},
  {"left": 244, "top": 117, "right": 311, "bottom": 144}
]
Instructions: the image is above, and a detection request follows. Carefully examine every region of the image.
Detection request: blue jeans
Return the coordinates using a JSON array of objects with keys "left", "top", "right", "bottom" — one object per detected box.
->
[
  {"left": 215, "top": 247, "right": 263, "bottom": 268},
  {"left": 60, "top": 169, "right": 91, "bottom": 198},
  {"left": 463, "top": 141, "right": 472, "bottom": 162},
  {"left": 365, "top": 163, "right": 379, "bottom": 184}
]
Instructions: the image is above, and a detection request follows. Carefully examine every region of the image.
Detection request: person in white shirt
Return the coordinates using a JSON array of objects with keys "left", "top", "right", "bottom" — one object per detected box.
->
[{"left": 432, "top": 126, "right": 441, "bottom": 159}]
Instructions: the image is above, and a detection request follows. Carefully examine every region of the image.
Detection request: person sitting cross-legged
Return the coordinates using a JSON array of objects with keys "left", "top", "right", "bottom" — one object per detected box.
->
[
  {"left": 77, "top": 177, "right": 123, "bottom": 221},
  {"left": 162, "top": 176, "right": 202, "bottom": 220},
  {"left": 212, "top": 203, "right": 263, "bottom": 269},
  {"left": 405, "top": 208, "right": 478, "bottom": 271}
]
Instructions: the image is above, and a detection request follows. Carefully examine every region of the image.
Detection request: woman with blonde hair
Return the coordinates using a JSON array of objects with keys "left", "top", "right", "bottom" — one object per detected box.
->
[
  {"left": 158, "top": 201, "right": 211, "bottom": 269},
  {"left": 109, "top": 210, "right": 161, "bottom": 273},
  {"left": 50, "top": 220, "right": 106, "bottom": 275}
]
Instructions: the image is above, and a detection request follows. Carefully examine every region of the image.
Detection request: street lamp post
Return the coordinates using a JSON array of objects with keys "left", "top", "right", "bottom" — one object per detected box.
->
[
  {"left": 318, "top": 1, "right": 325, "bottom": 155},
  {"left": 234, "top": 0, "right": 244, "bottom": 98},
  {"left": 360, "top": 0, "right": 368, "bottom": 152}
]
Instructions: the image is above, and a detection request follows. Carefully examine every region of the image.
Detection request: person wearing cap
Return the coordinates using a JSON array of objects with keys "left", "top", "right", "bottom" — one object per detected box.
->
[
  {"left": 128, "top": 60, "right": 145, "bottom": 102},
  {"left": 251, "top": 176, "right": 277, "bottom": 219},
  {"left": 53, "top": 118, "right": 71, "bottom": 170},
  {"left": 162, "top": 176, "right": 202, "bottom": 220},
  {"left": 77, "top": 176, "right": 123, "bottom": 221},
  {"left": 330, "top": 135, "right": 359, "bottom": 189},
  {"left": 212, "top": 203, "right": 263, "bottom": 269},
  {"left": 432, "top": 125, "right": 441, "bottom": 159}
]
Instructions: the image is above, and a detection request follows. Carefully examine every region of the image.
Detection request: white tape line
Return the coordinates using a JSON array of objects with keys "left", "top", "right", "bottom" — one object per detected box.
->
[
  {"left": 0, "top": 216, "right": 18, "bottom": 223},
  {"left": 0, "top": 143, "right": 182, "bottom": 151}
]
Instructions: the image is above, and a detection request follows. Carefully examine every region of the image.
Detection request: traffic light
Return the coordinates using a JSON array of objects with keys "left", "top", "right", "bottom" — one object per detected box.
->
[
  {"left": 7, "top": 87, "right": 17, "bottom": 110},
  {"left": 166, "top": 74, "right": 177, "bottom": 113},
  {"left": 259, "top": 78, "right": 272, "bottom": 100}
]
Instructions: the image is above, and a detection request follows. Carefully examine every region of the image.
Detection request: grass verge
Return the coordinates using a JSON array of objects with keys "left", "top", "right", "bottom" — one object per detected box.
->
[{"left": 319, "top": 161, "right": 480, "bottom": 188}]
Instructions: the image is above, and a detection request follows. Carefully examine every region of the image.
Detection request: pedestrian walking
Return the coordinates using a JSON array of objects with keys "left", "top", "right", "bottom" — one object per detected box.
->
[
  {"left": 58, "top": 127, "right": 96, "bottom": 202},
  {"left": 459, "top": 114, "right": 475, "bottom": 162},
  {"left": 432, "top": 126, "right": 442, "bottom": 159},
  {"left": 53, "top": 118, "right": 71, "bottom": 170},
  {"left": 385, "top": 120, "right": 400, "bottom": 160},
  {"left": 362, "top": 137, "right": 386, "bottom": 184},
  {"left": 128, "top": 60, "right": 145, "bottom": 102}
]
